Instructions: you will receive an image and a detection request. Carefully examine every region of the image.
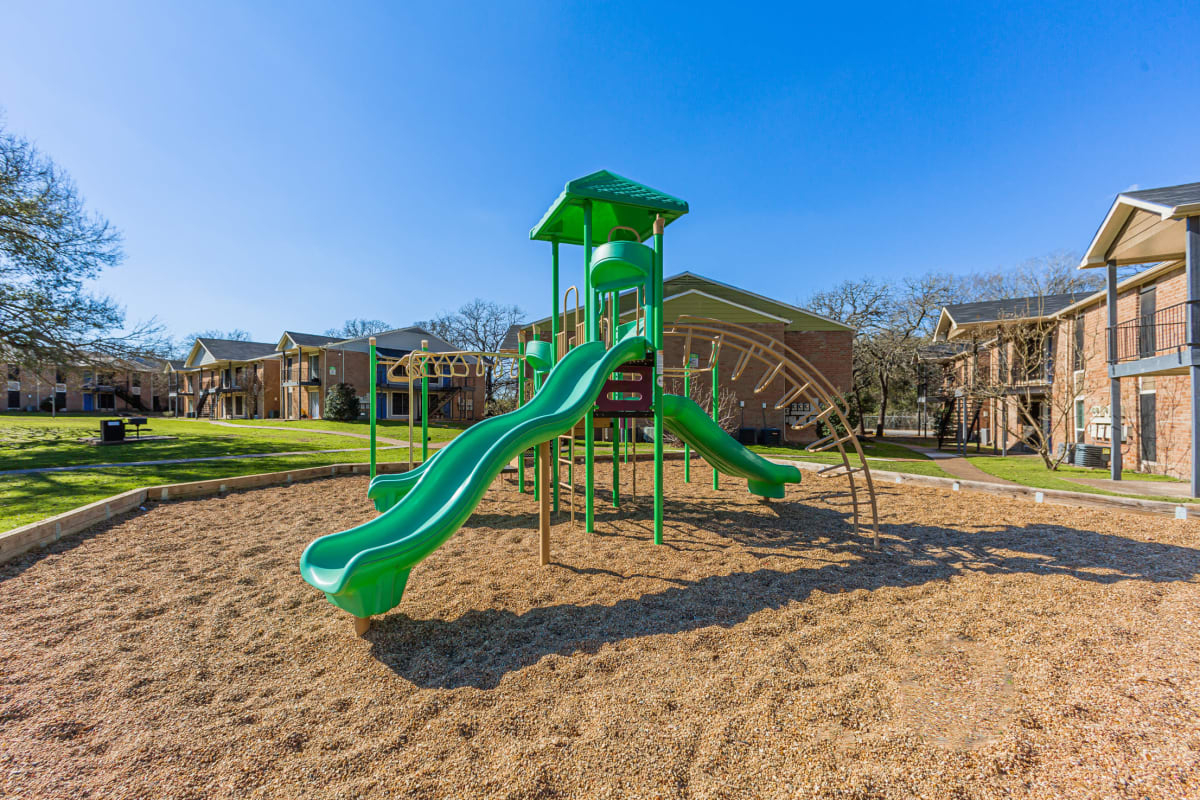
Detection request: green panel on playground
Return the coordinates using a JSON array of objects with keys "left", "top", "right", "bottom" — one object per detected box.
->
[{"left": 299, "top": 171, "right": 803, "bottom": 631}]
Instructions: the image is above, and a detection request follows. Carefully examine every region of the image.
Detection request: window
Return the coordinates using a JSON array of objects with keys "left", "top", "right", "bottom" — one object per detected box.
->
[
  {"left": 1073, "top": 315, "right": 1085, "bottom": 371},
  {"left": 1139, "top": 378, "right": 1157, "bottom": 463},
  {"left": 6, "top": 364, "right": 17, "bottom": 381},
  {"left": 1074, "top": 397, "right": 1085, "bottom": 442},
  {"left": 309, "top": 354, "right": 319, "bottom": 377},
  {"left": 391, "top": 392, "right": 408, "bottom": 416}
]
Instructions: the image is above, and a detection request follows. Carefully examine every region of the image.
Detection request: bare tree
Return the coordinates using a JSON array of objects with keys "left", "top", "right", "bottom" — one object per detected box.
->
[
  {"left": 957, "top": 251, "right": 1103, "bottom": 301},
  {"left": 0, "top": 120, "right": 167, "bottom": 369},
  {"left": 242, "top": 363, "right": 264, "bottom": 418},
  {"left": 808, "top": 274, "right": 953, "bottom": 436},
  {"left": 325, "top": 318, "right": 391, "bottom": 339},
  {"left": 415, "top": 299, "right": 524, "bottom": 405},
  {"left": 960, "top": 306, "right": 1085, "bottom": 469}
]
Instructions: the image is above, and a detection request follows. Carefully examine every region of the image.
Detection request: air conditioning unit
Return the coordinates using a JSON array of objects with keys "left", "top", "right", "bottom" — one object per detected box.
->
[
  {"left": 131, "top": 386, "right": 141, "bottom": 395},
  {"left": 6, "top": 381, "right": 18, "bottom": 392},
  {"left": 55, "top": 383, "right": 66, "bottom": 393}
]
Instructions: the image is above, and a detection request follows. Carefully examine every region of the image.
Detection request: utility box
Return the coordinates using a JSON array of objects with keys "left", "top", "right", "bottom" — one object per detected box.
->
[
  {"left": 760, "top": 427, "right": 782, "bottom": 446},
  {"left": 737, "top": 427, "right": 759, "bottom": 445},
  {"left": 100, "top": 419, "right": 125, "bottom": 443}
]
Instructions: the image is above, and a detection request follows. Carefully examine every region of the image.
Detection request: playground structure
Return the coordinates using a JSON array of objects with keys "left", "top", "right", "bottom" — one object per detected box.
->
[{"left": 300, "top": 171, "right": 878, "bottom": 635}]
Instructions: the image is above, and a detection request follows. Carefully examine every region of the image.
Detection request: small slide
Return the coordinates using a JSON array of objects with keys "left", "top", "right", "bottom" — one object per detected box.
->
[
  {"left": 662, "top": 393, "right": 801, "bottom": 498},
  {"left": 300, "top": 333, "right": 652, "bottom": 618}
]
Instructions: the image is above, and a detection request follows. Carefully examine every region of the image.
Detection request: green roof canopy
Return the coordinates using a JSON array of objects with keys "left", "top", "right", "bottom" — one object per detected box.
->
[{"left": 530, "top": 170, "right": 688, "bottom": 246}]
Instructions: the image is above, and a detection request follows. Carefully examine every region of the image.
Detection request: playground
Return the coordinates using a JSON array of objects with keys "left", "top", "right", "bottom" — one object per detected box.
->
[
  {"left": 5, "top": 172, "right": 1200, "bottom": 799},
  {"left": 3, "top": 464, "right": 1199, "bottom": 798}
]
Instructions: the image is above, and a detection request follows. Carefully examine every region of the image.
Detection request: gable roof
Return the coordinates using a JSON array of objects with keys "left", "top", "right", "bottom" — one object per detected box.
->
[
  {"left": 325, "top": 326, "right": 464, "bottom": 356},
  {"left": 1080, "top": 181, "right": 1200, "bottom": 268},
  {"left": 935, "top": 293, "right": 1085, "bottom": 340},
  {"left": 521, "top": 271, "right": 853, "bottom": 335},
  {"left": 277, "top": 331, "right": 340, "bottom": 351},
  {"left": 530, "top": 170, "right": 689, "bottom": 246},
  {"left": 186, "top": 338, "right": 279, "bottom": 367}
]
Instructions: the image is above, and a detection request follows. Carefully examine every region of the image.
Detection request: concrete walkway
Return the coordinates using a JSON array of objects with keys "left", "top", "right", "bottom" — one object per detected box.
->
[
  {"left": 1, "top": 445, "right": 407, "bottom": 476},
  {"left": 908, "top": 445, "right": 1021, "bottom": 486},
  {"left": 206, "top": 420, "right": 415, "bottom": 446},
  {"left": 1064, "top": 477, "right": 1195, "bottom": 500}
]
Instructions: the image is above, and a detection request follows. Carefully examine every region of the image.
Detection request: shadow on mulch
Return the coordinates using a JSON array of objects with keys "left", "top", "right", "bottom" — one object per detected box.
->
[{"left": 367, "top": 491, "right": 1200, "bottom": 691}]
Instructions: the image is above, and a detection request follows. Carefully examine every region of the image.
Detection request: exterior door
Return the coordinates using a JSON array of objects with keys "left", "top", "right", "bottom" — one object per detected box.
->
[
  {"left": 308, "top": 391, "right": 320, "bottom": 419},
  {"left": 377, "top": 394, "right": 388, "bottom": 419},
  {"left": 1139, "top": 286, "right": 1157, "bottom": 358},
  {"left": 1139, "top": 390, "right": 1157, "bottom": 463},
  {"left": 83, "top": 393, "right": 94, "bottom": 411}
]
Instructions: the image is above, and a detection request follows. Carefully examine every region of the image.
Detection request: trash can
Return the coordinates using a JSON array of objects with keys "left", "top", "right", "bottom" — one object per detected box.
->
[
  {"left": 760, "top": 427, "right": 782, "bottom": 446},
  {"left": 737, "top": 427, "right": 759, "bottom": 445},
  {"left": 100, "top": 419, "right": 125, "bottom": 443}
]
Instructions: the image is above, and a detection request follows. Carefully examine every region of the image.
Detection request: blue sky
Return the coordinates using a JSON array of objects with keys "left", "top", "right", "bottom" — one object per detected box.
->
[{"left": 2, "top": 1, "right": 1197, "bottom": 342}]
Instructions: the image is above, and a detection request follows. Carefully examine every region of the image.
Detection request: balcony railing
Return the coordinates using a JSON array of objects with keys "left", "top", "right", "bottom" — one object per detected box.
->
[{"left": 1108, "top": 301, "right": 1194, "bottom": 363}]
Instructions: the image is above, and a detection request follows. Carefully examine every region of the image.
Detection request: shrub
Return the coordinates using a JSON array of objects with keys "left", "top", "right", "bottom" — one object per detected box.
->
[{"left": 324, "top": 383, "right": 360, "bottom": 421}]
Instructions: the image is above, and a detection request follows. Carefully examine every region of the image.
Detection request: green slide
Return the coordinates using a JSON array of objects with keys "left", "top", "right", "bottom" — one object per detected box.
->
[
  {"left": 661, "top": 393, "right": 801, "bottom": 498},
  {"left": 300, "top": 333, "right": 651, "bottom": 618}
]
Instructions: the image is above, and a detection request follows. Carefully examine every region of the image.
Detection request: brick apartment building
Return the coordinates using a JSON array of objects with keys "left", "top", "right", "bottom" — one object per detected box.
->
[
  {"left": 515, "top": 271, "right": 855, "bottom": 443},
  {"left": 277, "top": 327, "right": 485, "bottom": 423},
  {"left": 179, "top": 338, "right": 281, "bottom": 420},
  {"left": 927, "top": 181, "right": 1200, "bottom": 495},
  {"left": 3, "top": 357, "right": 170, "bottom": 413}
]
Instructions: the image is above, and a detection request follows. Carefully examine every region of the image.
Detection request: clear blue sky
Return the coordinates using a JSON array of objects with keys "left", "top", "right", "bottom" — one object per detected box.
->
[{"left": 2, "top": 1, "right": 1197, "bottom": 342}]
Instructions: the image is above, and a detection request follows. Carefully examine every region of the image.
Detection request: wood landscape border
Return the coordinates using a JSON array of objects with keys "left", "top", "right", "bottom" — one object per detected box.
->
[{"left": 3, "top": 454, "right": 1193, "bottom": 567}]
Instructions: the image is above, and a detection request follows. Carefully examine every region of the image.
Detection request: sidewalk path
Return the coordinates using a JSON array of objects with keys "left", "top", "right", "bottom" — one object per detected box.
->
[
  {"left": 1064, "top": 476, "right": 1195, "bottom": 500},
  {"left": 207, "top": 420, "right": 418, "bottom": 447},
  {"left": 907, "top": 446, "right": 1020, "bottom": 486},
  {"left": 0, "top": 445, "right": 407, "bottom": 476}
]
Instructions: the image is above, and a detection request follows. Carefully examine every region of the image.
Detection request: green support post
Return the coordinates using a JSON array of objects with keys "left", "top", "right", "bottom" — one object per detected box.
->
[
  {"left": 551, "top": 238, "right": 560, "bottom": 513},
  {"left": 712, "top": 351, "right": 720, "bottom": 490},
  {"left": 683, "top": 364, "right": 691, "bottom": 482},
  {"left": 517, "top": 339, "right": 526, "bottom": 493},
  {"left": 611, "top": 416, "right": 619, "bottom": 507},
  {"left": 420, "top": 339, "right": 429, "bottom": 463},
  {"left": 369, "top": 337, "right": 377, "bottom": 479},
  {"left": 652, "top": 216, "right": 665, "bottom": 545},
  {"left": 583, "top": 202, "right": 595, "bottom": 532}
]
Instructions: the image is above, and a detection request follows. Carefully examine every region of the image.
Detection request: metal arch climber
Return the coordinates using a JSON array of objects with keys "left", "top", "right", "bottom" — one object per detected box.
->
[{"left": 664, "top": 315, "right": 880, "bottom": 546}]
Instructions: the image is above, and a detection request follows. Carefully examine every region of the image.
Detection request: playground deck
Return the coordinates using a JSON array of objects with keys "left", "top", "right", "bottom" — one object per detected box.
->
[{"left": 2, "top": 463, "right": 1198, "bottom": 799}]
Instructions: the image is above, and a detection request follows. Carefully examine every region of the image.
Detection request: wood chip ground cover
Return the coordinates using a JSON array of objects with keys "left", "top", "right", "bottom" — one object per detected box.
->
[{"left": 1, "top": 462, "right": 1198, "bottom": 799}]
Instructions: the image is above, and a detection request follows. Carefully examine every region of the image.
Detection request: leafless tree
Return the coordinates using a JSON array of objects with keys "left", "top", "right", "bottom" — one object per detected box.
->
[
  {"left": 173, "top": 328, "right": 251, "bottom": 358},
  {"left": 325, "top": 318, "right": 391, "bottom": 339},
  {"left": 415, "top": 298, "right": 524, "bottom": 405}
]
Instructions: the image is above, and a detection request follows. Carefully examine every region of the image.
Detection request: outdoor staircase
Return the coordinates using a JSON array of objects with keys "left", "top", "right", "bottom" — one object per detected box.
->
[
  {"left": 113, "top": 383, "right": 146, "bottom": 411},
  {"left": 936, "top": 395, "right": 983, "bottom": 451}
]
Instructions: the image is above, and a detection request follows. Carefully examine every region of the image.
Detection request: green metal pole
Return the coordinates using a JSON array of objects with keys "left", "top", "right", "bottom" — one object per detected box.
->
[
  {"left": 517, "top": 339, "right": 526, "bottom": 493},
  {"left": 584, "top": 202, "right": 596, "bottom": 532},
  {"left": 369, "top": 337, "right": 377, "bottom": 479},
  {"left": 611, "top": 416, "right": 619, "bottom": 507},
  {"left": 712, "top": 354, "right": 720, "bottom": 490},
  {"left": 683, "top": 365, "right": 691, "bottom": 482},
  {"left": 551, "top": 239, "right": 560, "bottom": 514},
  {"left": 420, "top": 339, "right": 429, "bottom": 463},
  {"left": 609, "top": 289, "right": 619, "bottom": 507},
  {"left": 652, "top": 216, "right": 665, "bottom": 545}
]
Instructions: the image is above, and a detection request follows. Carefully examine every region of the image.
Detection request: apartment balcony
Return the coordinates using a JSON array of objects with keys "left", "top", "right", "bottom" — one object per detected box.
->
[
  {"left": 282, "top": 371, "right": 321, "bottom": 387},
  {"left": 1108, "top": 301, "right": 1200, "bottom": 378}
]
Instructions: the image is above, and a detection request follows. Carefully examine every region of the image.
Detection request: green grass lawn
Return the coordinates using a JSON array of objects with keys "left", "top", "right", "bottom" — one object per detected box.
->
[
  {"left": 220, "top": 417, "right": 469, "bottom": 442},
  {"left": 0, "top": 415, "right": 393, "bottom": 471},
  {"left": 0, "top": 450, "right": 415, "bottom": 532},
  {"left": 965, "top": 455, "right": 1193, "bottom": 501},
  {"left": 0, "top": 414, "right": 432, "bottom": 532},
  {"left": 746, "top": 437, "right": 953, "bottom": 478}
]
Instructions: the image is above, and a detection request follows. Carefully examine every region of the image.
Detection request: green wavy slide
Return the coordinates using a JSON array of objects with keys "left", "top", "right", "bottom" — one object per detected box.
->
[{"left": 301, "top": 334, "right": 801, "bottom": 618}]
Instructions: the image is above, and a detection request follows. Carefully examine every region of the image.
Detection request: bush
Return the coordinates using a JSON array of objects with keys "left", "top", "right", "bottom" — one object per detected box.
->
[{"left": 324, "top": 383, "right": 360, "bottom": 421}]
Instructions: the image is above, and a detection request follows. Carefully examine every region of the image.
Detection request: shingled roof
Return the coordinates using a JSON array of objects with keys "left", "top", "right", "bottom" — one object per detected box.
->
[
  {"left": 935, "top": 293, "right": 1085, "bottom": 340},
  {"left": 280, "top": 331, "right": 341, "bottom": 349},
  {"left": 186, "top": 338, "right": 279, "bottom": 367}
]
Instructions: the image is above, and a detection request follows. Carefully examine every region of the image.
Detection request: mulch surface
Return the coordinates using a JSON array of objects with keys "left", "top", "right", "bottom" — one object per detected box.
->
[{"left": 2, "top": 461, "right": 1199, "bottom": 799}]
